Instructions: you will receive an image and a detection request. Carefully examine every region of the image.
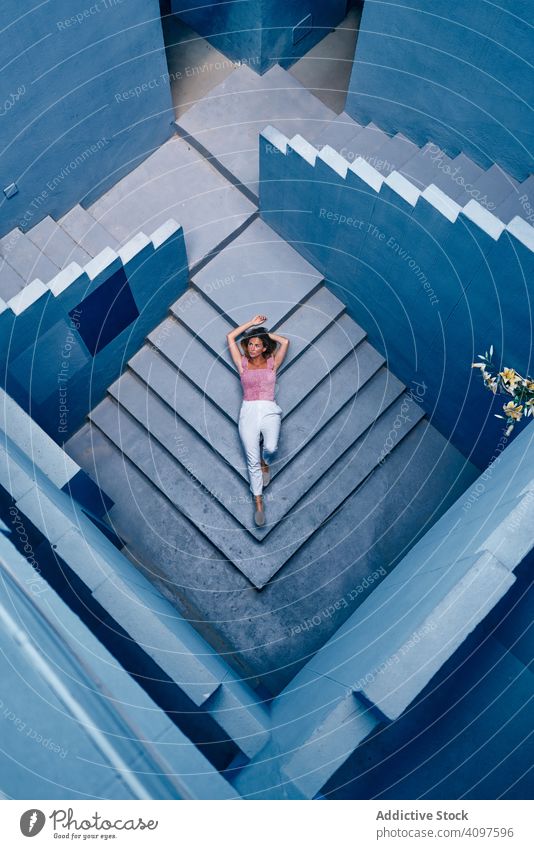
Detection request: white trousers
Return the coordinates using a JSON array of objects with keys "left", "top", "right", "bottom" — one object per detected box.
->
[{"left": 238, "top": 400, "right": 282, "bottom": 496}]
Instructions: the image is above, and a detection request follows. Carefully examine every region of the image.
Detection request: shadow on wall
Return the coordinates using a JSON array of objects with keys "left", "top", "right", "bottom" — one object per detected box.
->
[{"left": 169, "top": 0, "right": 348, "bottom": 74}]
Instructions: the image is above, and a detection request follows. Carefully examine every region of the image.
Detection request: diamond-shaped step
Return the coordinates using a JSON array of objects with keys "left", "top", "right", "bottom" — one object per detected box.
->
[
  {"left": 176, "top": 63, "right": 337, "bottom": 196},
  {"left": 0, "top": 228, "right": 58, "bottom": 285},
  {"left": 106, "top": 370, "right": 257, "bottom": 536},
  {"left": 90, "top": 388, "right": 424, "bottom": 588},
  {"left": 26, "top": 215, "right": 91, "bottom": 269},
  {"left": 250, "top": 366, "right": 406, "bottom": 536},
  {"left": 129, "top": 345, "right": 246, "bottom": 476},
  {"left": 129, "top": 330, "right": 384, "bottom": 486},
  {"left": 172, "top": 283, "right": 345, "bottom": 372},
  {"left": 114, "top": 338, "right": 392, "bottom": 538},
  {"left": 191, "top": 217, "right": 323, "bottom": 328},
  {"left": 149, "top": 310, "right": 365, "bottom": 421}
]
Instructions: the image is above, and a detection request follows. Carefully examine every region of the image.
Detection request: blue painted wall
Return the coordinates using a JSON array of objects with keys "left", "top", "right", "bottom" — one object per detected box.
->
[
  {"left": 263, "top": 0, "right": 347, "bottom": 72},
  {"left": 170, "top": 0, "right": 262, "bottom": 69},
  {"left": 170, "top": 0, "right": 347, "bottom": 74},
  {"left": 345, "top": 0, "right": 534, "bottom": 181},
  {"left": 0, "top": 222, "right": 188, "bottom": 441},
  {"left": 259, "top": 133, "right": 533, "bottom": 469},
  {"left": 0, "top": 0, "right": 174, "bottom": 237}
]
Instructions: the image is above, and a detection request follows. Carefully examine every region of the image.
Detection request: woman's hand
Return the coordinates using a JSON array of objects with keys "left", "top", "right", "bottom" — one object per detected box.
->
[{"left": 249, "top": 314, "right": 267, "bottom": 326}]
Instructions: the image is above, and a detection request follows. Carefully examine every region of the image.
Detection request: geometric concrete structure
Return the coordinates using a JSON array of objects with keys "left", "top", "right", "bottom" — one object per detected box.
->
[
  {"left": 175, "top": 64, "right": 338, "bottom": 199},
  {"left": 258, "top": 122, "right": 534, "bottom": 468},
  {"left": 66, "top": 214, "right": 478, "bottom": 606},
  {"left": 0, "top": 530, "right": 238, "bottom": 800},
  {"left": 1, "top": 216, "right": 188, "bottom": 439},
  {"left": 0, "top": 1, "right": 532, "bottom": 802},
  {"left": 231, "top": 421, "right": 534, "bottom": 798}
]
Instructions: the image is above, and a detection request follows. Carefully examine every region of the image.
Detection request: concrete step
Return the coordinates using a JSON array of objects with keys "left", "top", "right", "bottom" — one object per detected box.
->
[
  {"left": 0, "top": 227, "right": 58, "bottom": 285},
  {"left": 444, "top": 153, "right": 485, "bottom": 204},
  {"left": 107, "top": 370, "right": 257, "bottom": 535},
  {"left": 176, "top": 63, "right": 337, "bottom": 196},
  {"left": 65, "top": 397, "right": 476, "bottom": 696},
  {"left": 469, "top": 163, "right": 520, "bottom": 213},
  {"left": 234, "top": 676, "right": 381, "bottom": 799},
  {"left": 87, "top": 135, "right": 257, "bottom": 269},
  {"left": 311, "top": 111, "right": 364, "bottom": 153},
  {"left": 190, "top": 216, "right": 324, "bottom": 328},
  {"left": 331, "top": 636, "right": 534, "bottom": 801},
  {"left": 173, "top": 283, "right": 346, "bottom": 373},
  {"left": 417, "top": 150, "right": 484, "bottom": 203},
  {"left": 398, "top": 142, "right": 450, "bottom": 191},
  {"left": 129, "top": 331, "right": 384, "bottom": 486},
  {"left": 128, "top": 345, "right": 246, "bottom": 476},
  {"left": 340, "top": 122, "right": 390, "bottom": 167},
  {"left": 255, "top": 366, "right": 405, "bottom": 533},
  {"left": 90, "top": 388, "right": 424, "bottom": 588},
  {"left": 58, "top": 205, "right": 120, "bottom": 257},
  {"left": 112, "top": 353, "right": 400, "bottom": 537},
  {"left": 0, "top": 255, "right": 25, "bottom": 301},
  {"left": 149, "top": 310, "right": 366, "bottom": 422},
  {"left": 369, "top": 132, "right": 419, "bottom": 177},
  {"left": 495, "top": 174, "right": 534, "bottom": 224},
  {"left": 26, "top": 215, "right": 92, "bottom": 269}
]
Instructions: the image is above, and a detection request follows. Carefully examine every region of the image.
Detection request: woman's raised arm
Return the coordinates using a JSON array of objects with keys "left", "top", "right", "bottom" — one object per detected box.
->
[{"left": 268, "top": 330, "right": 290, "bottom": 370}]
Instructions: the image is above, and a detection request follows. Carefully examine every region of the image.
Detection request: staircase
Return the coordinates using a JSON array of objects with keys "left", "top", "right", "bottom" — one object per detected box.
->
[
  {"left": 311, "top": 112, "right": 533, "bottom": 226},
  {"left": 175, "top": 65, "right": 532, "bottom": 225},
  {"left": 69, "top": 215, "right": 462, "bottom": 590},
  {"left": 0, "top": 59, "right": 482, "bottom": 691},
  {"left": 0, "top": 134, "right": 256, "bottom": 304},
  {"left": 66, "top": 211, "right": 477, "bottom": 692},
  {"left": 3, "top": 62, "right": 528, "bottom": 307}
]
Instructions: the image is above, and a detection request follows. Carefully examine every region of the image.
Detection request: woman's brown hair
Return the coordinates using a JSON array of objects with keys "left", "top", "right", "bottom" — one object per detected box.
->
[{"left": 239, "top": 327, "right": 277, "bottom": 360}]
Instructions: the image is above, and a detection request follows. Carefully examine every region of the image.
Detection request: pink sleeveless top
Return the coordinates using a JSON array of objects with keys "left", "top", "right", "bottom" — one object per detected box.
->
[{"left": 240, "top": 354, "right": 277, "bottom": 401}]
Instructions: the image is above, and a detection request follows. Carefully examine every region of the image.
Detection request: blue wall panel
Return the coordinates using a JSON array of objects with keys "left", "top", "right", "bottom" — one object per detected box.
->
[
  {"left": 170, "top": 0, "right": 262, "bottom": 68},
  {"left": 0, "top": 0, "right": 174, "bottom": 237},
  {"left": 345, "top": 0, "right": 534, "bottom": 181},
  {"left": 259, "top": 134, "right": 533, "bottom": 468},
  {"left": 1, "top": 224, "right": 189, "bottom": 441},
  {"left": 170, "top": 0, "right": 347, "bottom": 74}
]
